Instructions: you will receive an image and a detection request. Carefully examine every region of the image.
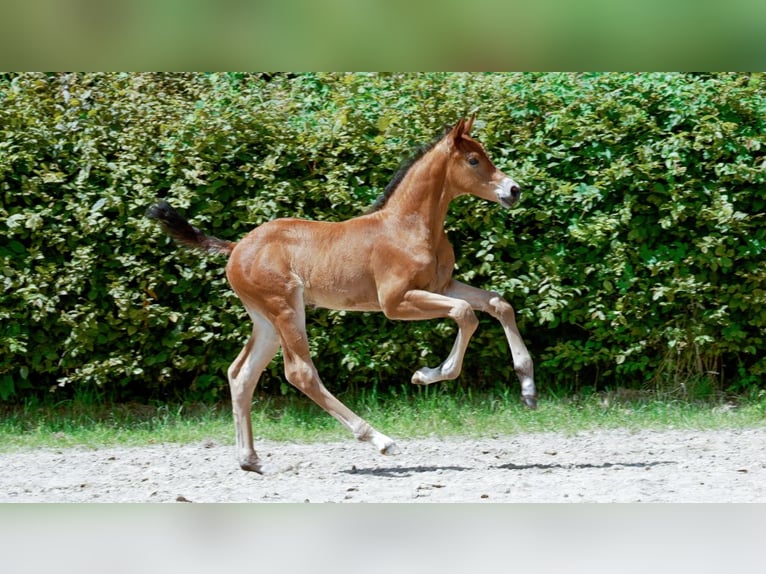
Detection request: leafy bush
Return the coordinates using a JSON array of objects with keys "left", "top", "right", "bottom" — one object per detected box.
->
[{"left": 1, "top": 72, "right": 764, "bottom": 402}]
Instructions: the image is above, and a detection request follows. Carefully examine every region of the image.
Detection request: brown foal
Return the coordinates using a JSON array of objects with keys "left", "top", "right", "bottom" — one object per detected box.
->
[{"left": 148, "top": 117, "right": 536, "bottom": 473}]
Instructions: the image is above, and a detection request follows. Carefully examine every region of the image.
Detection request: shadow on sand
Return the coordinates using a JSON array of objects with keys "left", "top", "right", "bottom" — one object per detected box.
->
[{"left": 341, "top": 460, "right": 676, "bottom": 478}]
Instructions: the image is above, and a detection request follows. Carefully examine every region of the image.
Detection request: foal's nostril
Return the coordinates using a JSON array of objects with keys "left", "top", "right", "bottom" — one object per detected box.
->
[{"left": 510, "top": 185, "right": 521, "bottom": 199}]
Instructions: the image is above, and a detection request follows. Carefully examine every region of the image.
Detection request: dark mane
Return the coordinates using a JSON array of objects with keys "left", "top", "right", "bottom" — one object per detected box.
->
[{"left": 366, "top": 127, "right": 448, "bottom": 213}]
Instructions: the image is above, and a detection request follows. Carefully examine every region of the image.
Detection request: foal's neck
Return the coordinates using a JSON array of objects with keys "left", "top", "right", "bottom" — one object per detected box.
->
[{"left": 382, "top": 147, "right": 453, "bottom": 235}]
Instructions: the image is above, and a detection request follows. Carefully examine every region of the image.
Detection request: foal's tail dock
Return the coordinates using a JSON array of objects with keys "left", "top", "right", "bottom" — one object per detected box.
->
[{"left": 146, "top": 200, "right": 235, "bottom": 256}]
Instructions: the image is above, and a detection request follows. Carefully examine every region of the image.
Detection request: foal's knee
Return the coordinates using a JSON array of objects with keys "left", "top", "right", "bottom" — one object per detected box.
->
[
  {"left": 487, "top": 292, "right": 516, "bottom": 322},
  {"left": 450, "top": 299, "right": 478, "bottom": 330}
]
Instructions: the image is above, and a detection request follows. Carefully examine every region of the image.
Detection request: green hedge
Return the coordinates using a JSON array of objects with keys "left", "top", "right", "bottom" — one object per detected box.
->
[{"left": 1, "top": 72, "right": 764, "bottom": 402}]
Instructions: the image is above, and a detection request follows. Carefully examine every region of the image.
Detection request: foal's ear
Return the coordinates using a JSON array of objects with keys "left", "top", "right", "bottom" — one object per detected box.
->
[
  {"left": 449, "top": 117, "right": 468, "bottom": 146},
  {"left": 464, "top": 115, "right": 475, "bottom": 135},
  {"left": 449, "top": 116, "right": 476, "bottom": 145}
]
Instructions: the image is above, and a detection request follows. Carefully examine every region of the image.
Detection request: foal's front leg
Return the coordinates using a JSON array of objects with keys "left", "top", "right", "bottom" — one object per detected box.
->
[
  {"left": 380, "top": 289, "right": 480, "bottom": 385},
  {"left": 445, "top": 280, "right": 537, "bottom": 408}
]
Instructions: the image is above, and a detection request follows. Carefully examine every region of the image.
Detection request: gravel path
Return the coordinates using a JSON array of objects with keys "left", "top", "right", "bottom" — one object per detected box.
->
[{"left": 2, "top": 428, "right": 764, "bottom": 502}]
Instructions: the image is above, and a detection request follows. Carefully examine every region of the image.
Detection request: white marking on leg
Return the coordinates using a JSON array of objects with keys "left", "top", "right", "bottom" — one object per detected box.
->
[
  {"left": 228, "top": 311, "right": 280, "bottom": 471},
  {"left": 411, "top": 298, "right": 478, "bottom": 384},
  {"left": 445, "top": 281, "right": 537, "bottom": 403}
]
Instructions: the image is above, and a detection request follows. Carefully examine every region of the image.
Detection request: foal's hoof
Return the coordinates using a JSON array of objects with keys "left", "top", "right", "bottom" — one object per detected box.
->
[
  {"left": 522, "top": 394, "right": 538, "bottom": 410},
  {"left": 381, "top": 441, "right": 401, "bottom": 456},
  {"left": 239, "top": 454, "right": 289, "bottom": 475},
  {"left": 240, "top": 460, "right": 292, "bottom": 475},
  {"left": 411, "top": 367, "right": 439, "bottom": 385},
  {"left": 240, "top": 458, "right": 267, "bottom": 474}
]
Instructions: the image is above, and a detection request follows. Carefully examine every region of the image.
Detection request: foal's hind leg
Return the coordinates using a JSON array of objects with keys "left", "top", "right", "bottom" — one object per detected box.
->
[
  {"left": 272, "top": 298, "right": 399, "bottom": 455},
  {"left": 228, "top": 312, "right": 280, "bottom": 473}
]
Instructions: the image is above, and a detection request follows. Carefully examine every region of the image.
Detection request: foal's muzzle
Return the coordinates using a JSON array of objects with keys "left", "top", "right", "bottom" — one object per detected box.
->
[{"left": 496, "top": 177, "right": 521, "bottom": 208}]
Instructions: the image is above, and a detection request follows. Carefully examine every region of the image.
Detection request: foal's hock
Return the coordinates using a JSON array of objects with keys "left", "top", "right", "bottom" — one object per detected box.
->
[{"left": 148, "top": 117, "right": 536, "bottom": 473}]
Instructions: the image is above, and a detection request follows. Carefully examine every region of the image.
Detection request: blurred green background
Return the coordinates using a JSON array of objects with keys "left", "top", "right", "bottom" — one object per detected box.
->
[{"left": 1, "top": 0, "right": 764, "bottom": 69}]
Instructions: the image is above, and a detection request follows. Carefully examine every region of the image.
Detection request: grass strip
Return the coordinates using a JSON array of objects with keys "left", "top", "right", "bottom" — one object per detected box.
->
[{"left": 1, "top": 388, "right": 764, "bottom": 451}]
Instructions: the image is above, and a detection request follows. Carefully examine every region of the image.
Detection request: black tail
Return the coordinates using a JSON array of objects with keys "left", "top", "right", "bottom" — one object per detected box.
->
[{"left": 146, "top": 201, "right": 235, "bottom": 256}]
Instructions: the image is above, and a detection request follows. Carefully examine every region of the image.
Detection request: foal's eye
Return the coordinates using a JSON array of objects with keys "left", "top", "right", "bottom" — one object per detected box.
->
[{"left": 468, "top": 156, "right": 480, "bottom": 166}]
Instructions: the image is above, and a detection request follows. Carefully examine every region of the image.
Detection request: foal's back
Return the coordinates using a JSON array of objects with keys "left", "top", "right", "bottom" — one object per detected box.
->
[{"left": 225, "top": 213, "right": 395, "bottom": 313}]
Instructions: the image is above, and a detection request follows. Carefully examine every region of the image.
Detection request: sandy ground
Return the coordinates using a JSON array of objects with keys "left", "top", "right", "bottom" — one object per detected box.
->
[{"left": 1, "top": 428, "right": 764, "bottom": 502}]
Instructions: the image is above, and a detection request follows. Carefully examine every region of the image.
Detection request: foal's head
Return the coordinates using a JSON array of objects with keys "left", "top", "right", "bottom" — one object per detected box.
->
[{"left": 442, "top": 117, "right": 521, "bottom": 208}]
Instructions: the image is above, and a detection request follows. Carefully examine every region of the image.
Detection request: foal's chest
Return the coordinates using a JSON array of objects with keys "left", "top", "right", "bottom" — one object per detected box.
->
[{"left": 410, "top": 236, "right": 455, "bottom": 293}]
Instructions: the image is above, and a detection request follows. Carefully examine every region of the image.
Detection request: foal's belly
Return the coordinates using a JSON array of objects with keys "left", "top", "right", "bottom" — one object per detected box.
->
[{"left": 301, "top": 272, "right": 383, "bottom": 312}]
